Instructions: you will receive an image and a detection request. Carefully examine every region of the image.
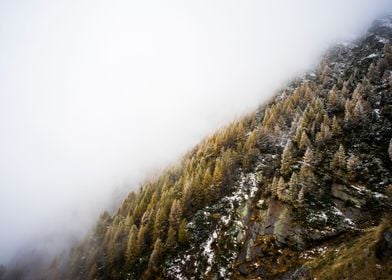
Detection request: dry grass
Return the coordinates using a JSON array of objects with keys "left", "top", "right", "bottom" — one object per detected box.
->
[{"left": 307, "top": 216, "right": 392, "bottom": 280}]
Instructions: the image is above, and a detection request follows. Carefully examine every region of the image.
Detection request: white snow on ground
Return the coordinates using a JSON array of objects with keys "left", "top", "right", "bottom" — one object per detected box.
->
[
  {"left": 300, "top": 245, "right": 329, "bottom": 260},
  {"left": 349, "top": 184, "right": 387, "bottom": 200},
  {"left": 379, "top": 19, "right": 392, "bottom": 29},
  {"left": 376, "top": 35, "right": 389, "bottom": 44},
  {"left": 202, "top": 230, "right": 218, "bottom": 273},
  {"left": 373, "top": 109, "right": 381, "bottom": 119},
  {"left": 219, "top": 267, "right": 227, "bottom": 278},
  {"left": 221, "top": 215, "right": 231, "bottom": 226},
  {"left": 366, "top": 53, "right": 378, "bottom": 59},
  {"left": 308, "top": 211, "right": 328, "bottom": 223},
  {"left": 166, "top": 171, "right": 261, "bottom": 278},
  {"left": 373, "top": 192, "right": 387, "bottom": 199},
  {"left": 331, "top": 206, "right": 355, "bottom": 227},
  {"left": 349, "top": 184, "right": 365, "bottom": 194}
]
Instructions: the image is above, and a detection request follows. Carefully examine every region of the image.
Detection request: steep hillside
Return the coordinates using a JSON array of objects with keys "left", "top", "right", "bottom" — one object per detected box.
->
[{"left": 36, "top": 16, "right": 392, "bottom": 280}]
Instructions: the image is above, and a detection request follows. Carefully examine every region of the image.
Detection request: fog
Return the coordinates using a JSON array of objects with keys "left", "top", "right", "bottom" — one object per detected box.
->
[{"left": 0, "top": 0, "right": 391, "bottom": 265}]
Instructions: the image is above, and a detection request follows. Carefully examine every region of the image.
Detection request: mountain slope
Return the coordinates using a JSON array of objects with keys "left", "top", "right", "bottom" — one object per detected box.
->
[{"left": 35, "top": 16, "right": 392, "bottom": 280}]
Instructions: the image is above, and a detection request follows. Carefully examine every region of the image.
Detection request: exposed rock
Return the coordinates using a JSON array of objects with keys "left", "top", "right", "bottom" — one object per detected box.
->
[{"left": 376, "top": 229, "right": 392, "bottom": 261}]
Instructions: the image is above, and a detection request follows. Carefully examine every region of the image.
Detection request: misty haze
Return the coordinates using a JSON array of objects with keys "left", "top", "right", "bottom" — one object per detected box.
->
[{"left": 1, "top": 1, "right": 392, "bottom": 279}]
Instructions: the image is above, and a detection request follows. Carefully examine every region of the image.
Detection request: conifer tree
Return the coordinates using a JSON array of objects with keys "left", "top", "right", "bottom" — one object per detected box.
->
[
  {"left": 280, "top": 140, "right": 295, "bottom": 178},
  {"left": 331, "top": 116, "right": 342, "bottom": 135},
  {"left": 331, "top": 144, "right": 346, "bottom": 177},
  {"left": 288, "top": 172, "right": 299, "bottom": 202},
  {"left": 368, "top": 62, "right": 381, "bottom": 84},
  {"left": 316, "top": 123, "right": 332, "bottom": 145},
  {"left": 299, "top": 147, "right": 316, "bottom": 190},
  {"left": 146, "top": 238, "right": 164, "bottom": 278},
  {"left": 353, "top": 98, "right": 366, "bottom": 123},
  {"left": 166, "top": 225, "right": 176, "bottom": 250},
  {"left": 341, "top": 80, "right": 351, "bottom": 98},
  {"left": 344, "top": 99, "right": 355, "bottom": 124},
  {"left": 213, "top": 158, "right": 223, "bottom": 186},
  {"left": 178, "top": 219, "right": 188, "bottom": 245},
  {"left": 243, "top": 131, "right": 260, "bottom": 170},
  {"left": 125, "top": 225, "right": 139, "bottom": 267},
  {"left": 327, "top": 88, "right": 344, "bottom": 112},
  {"left": 270, "top": 177, "right": 279, "bottom": 198},
  {"left": 136, "top": 224, "right": 148, "bottom": 255},
  {"left": 169, "top": 199, "right": 182, "bottom": 229},
  {"left": 277, "top": 177, "right": 286, "bottom": 201},
  {"left": 153, "top": 207, "right": 167, "bottom": 241},
  {"left": 347, "top": 154, "right": 361, "bottom": 181},
  {"left": 298, "top": 186, "right": 305, "bottom": 205},
  {"left": 299, "top": 131, "right": 312, "bottom": 150},
  {"left": 202, "top": 167, "right": 213, "bottom": 188},
  {"left": 321, "top": 64, "right": 332, "bottom": 84},
  {"left": 244, "top": 130, "right": 258, "bottom": 151}
]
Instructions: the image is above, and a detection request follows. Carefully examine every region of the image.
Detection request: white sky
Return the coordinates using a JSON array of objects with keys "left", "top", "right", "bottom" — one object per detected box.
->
[{"left": 0, "top": 0, "right": 391, "bottom": 264}]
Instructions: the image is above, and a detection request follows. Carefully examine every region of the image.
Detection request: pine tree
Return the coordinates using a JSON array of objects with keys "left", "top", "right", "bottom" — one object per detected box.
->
[
  {"left": 299, "top": 131, "right": 312, "bottom": 150},
  {"left": 344, "top": 99, "right": 355, "bottom": 126},
  {"left": 298, "top": 186, "right": 305, "bottom": 205},
  {"left": 353, "top": 98, "right": 366, "bottom": 123},
  {"left": 331, "top": 116, "right": 342, "bottom": 135},
  {"left": 153, "top": 207, "right": 167, "bottom": 241},
  {"left": 213, "top": 158, "right": 223, "bottom": 186},
  {"left": 331, "top": 144, "right": 346, "bottom": 177},
  {"left": 327, "top": 88, "right": 344, "bottom": 112},
  {"left": 244, "top": 130, "right": 258, "bottom": 151},
  {"left": 303, "top": 147, "right": 314, "bottom": 166},
  {"left": 280, "top": 140, "right": 295, "bottom": 178},
  {"left": 136, "top": 224, "right": 148, "bottom": 255},
  {"left": 288, "top": 172, "right": 299, "bottom": 202},
  {"left": 321, "top": 64, "right": 332, "bottom": 85},
  {"left": 169, "top": 199, "right": 182, "bottom": 229},
  {"left": 347, "top": 154, "right": 361, "bottom": 181},
  {"left": 166, "top": 225, "right": 176, "bottom": 250},
  {"left": 342, "top": 80, "right": 351, "bottom": 98},
  {"left": 277, "top": 177, "right": 286, "bottom": 201},
  {"left": 368, "top": 62, "right": 381, "bottom": 84},
  {"left": 146, "top": 238, "right": 164, "bottom": 278},
  {"left": 125, "top": 225, "right": 139, "bottom": 267},
  {"left": 87, "top": 263, "right": 98, "bottom": 280},
  {"left": 202, "top": 167, "right": 213, "bottom": 188},
  {"left": 243, "top": 131, "right": 260, "bottom": 170},
  {"left": 299, "top": 147, "right": 316, "bottom": 190},
  {"left": 352, "top": 83, "right": 364, "bottom": 101},
  {"left": 270, "top": 177, "right": 279, "bottom": 198},
  {"left": 108, "top": 221, "right": 126, "bottom": 269},
  {"left": 316, "top": 123, "right": 332, "bottom": 145},
  {"left": 178, "top": 219, "right": 188, "bottom": 245}
]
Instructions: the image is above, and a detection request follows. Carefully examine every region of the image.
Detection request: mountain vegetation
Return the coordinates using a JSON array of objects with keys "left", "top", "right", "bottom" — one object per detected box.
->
[{"left": 4, "top": 16, "right": 392, "bottom": 280}]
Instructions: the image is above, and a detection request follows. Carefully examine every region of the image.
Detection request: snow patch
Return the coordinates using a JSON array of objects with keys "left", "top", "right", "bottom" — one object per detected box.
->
[
  {"left": 376, "top": 35, "right": 389, "bottom": 44},
  {"left": 366, "top": 53, "right": 378, "bottom": 59},
  {"left": 308, "top": 211, "right": 328, "bottom": 223},
  {"left": 373, "top": 109, "right": 381, "bottom": 119},
  {"left": 331, "top": 206, "right": 355, "bottom": 228},
  {"left": 373, "top": 192, "right": 387, "bottom": 199},
  {"left": 202, "top": 230, "right": 217, "bottom": 273}
]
